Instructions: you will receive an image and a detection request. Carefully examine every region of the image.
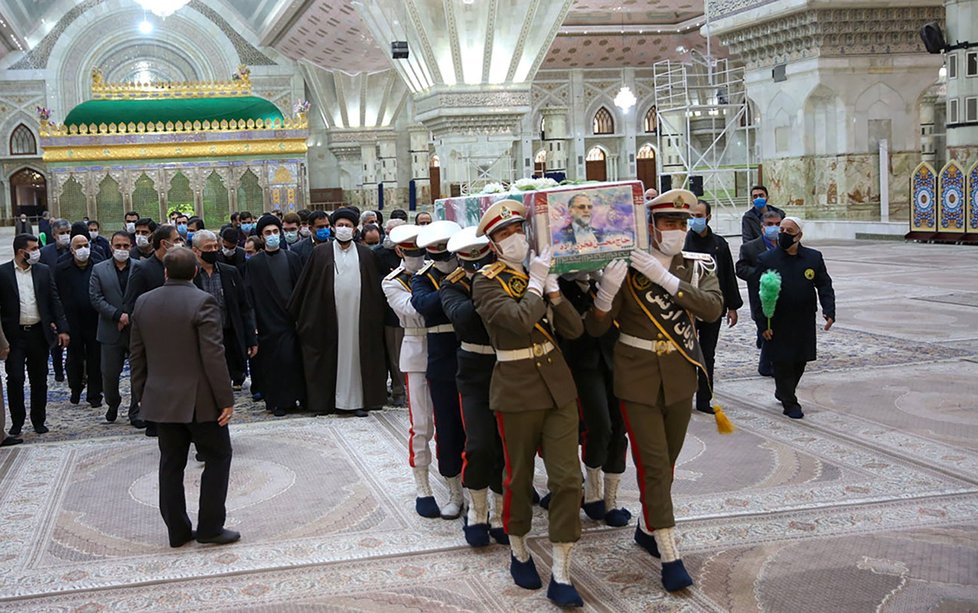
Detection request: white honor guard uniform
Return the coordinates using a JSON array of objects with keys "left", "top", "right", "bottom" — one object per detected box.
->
[{"left": 382, "top": 223, "right": 440, "bottom": 518}]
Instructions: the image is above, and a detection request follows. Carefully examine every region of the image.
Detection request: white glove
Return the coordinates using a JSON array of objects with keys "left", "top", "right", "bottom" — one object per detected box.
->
[
  {"left": 630, "top": 249, "right": 680, "bottom": 295},
  {"left": 527, "top": 246, "right": 551, "bottom": 296},
  {"left": 594, "top": 259, "right": 628, "bottom": 312},
  {"left": 545, "top": 273, "right": 560, "bottom": 295}
]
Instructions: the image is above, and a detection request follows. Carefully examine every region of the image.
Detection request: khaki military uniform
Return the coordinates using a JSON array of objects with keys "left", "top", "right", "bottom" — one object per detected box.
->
[
  {"left": 586, "top": 252, "right": 723, "bottom": 530},
  {"left": 472, "top": 262, "right": 584, "bottom": 543}
]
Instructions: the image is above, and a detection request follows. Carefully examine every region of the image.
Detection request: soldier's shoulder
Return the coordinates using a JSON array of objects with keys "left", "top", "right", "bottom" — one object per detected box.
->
[
  {"left": 417, "top": 261, "right": 434, "bottom": 275},
  {"left": 681, "top": 250, "right": 715, "bottom": 263},
  {"left": 444, "top": 267, "right": 466, "bottom": 284},
  {"left": 479, "top": 261, "right": 506, "bottom": 279},
  {"left": 383, "top": 265, "right": 405, "bottom": 282}
]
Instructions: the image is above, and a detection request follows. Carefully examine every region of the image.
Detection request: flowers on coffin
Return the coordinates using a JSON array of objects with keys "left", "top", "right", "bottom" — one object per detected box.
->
[
  {"left": 480, "top": 181, "right": 507, "bottom": 194},
  {"left": 513, "top": 177, "right": 559, "bottom": 191}
]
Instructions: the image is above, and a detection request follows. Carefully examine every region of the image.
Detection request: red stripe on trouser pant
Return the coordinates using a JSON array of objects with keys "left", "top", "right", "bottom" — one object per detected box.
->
[
  {"left": 619, "top": 400, "right": 652, "bottom": 532},
  {"left": 495, "top": 412, "right": 514, "bottom": 534},
  {"left": 406, "top": 375, "right": 417, "bottom": 467}
]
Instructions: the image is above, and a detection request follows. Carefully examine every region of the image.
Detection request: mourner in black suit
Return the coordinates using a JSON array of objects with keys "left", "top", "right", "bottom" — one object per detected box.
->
[
  {"left": 130, "top": 247, "right": 239, "bottom": 547},
  {"left": 736, "top": 208, "right": 784, "bottom": 377},
  {"left": 55, "top": 234, "right": 103, "bottom": 408},
  {"left": 39, "top": 218, "right": 72, "bottom": 382},
  {"left": 0, "top": 234, "right": 70, "bottom": 435}
]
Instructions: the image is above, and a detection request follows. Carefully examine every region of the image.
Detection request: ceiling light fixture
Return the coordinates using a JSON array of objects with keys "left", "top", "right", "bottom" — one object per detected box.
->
[
  {"left": 613, "top": 5, "right": 635, "bottom": 113},
  {"left": 138, "top": 19, "right": 154, "bottom": 34},
  {"left": 134, "top": 0, "right": 190, "bottom": 18}
]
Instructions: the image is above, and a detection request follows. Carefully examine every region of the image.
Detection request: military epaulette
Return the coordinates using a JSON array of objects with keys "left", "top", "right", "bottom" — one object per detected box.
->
[
  {"left": 383, "top": 265, "right": 405, "bottom": 282},
  {"left": 480, "top": 261, "right": 506, "bottom": 279},
  {"left": 444, "top": 267, "right": 466, "bottom": 284},
  {"left": 417, "top": 261, "right": 434, "bottom": 275},
  {"left": 681, "top": 251, "right": 715, "bottom": 263}
]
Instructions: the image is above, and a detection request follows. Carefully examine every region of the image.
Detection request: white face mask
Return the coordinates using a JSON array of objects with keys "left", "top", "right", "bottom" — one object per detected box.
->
[
  {"left": 135, "top": 234, "right": 150, "bottom": 248},
  {"left": 74, "top": 247, "right": 91, "bottom": 263},
  {"left": 113, "top": 249, "right": 130, "bottom": 263},
  {"left": 299, "top": 226, "right": 311, "bottom": 237},
  {"left": 403, "top": 255, "right": 425, "bottom": 272},
  {"left": 433, "top": 259, "right": 457, "bottom": 274},
  {"left": 495, "top": 233, "right": 529, "bottom": 265},
  {"left": 334, "top": 226, "right": 354, "bottom": 243},
  {"left": 654, "top": 228, "right": 686, "bottom": 257},
  {"left": 125, "top": 222, "right": 136, "bottom": 234},
  {"left": 26, "top": 250, "right": 41, "bottom": 265},
  {"left": 222, "top": 247, "right": 236, "bottom": 257},
  {"left": 56, "top": 233, "right": 70, "bottom": 247},
  {"left": 89, "top": 230, "right": 99, "bottom": 239}
]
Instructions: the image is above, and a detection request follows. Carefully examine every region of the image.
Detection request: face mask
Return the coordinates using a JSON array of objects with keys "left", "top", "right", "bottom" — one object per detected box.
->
[
  {"left": 688, "top": 217, "right": 708, "bottom": 233},
  {"left": 186, "top": 231, "right": 195, "bottom": 245},
  {"left": 89, "top": 230, "right": 99, "bottom": 239},
  {"left": 245, "top": 253, "right": 254, "bottom": 260},
  {"left": 125, "top": 222, "right": 136, "bottom": 234},
  {"left": 74, "top": 247, "right": 91, "bottom": 263},
  {"left": 113, "top": 249, "right": 130, "bottom": 263},
  {"left": 428, "top": 249, "right": 452, "bottom": 262},
  {"left": 315, "top": 227, "right": 331, "bottom": 242},
  {"left": 135, "top": 234, "right": 150, "bottom": 248},
  {"left": 654, "top": 228, "right": 686, "bottom": 256},
  {"left": 177, "top": 223, "right": 188, "bottom": 235},
  {"left": 403, "top": 255, "right": 426, "bottom": 272},
  {"left": 299, "top": 226, "right": 311, "bottom": 237},
  {"left": 495, "top": 233, "right": 529, "bottom": 264},
  {"left": 57, "top": 234, "right": 70, "bottom": 247},
  {"left": 284, "top": 230, "right": 299, "bottom": 244},
  {"left": 201, "top": 251, "right": 219, "bottom": 264},
  {"left": 222, "top": 247, "right": 236, "bottom": 257},
  {"left": 265, "top": 234, "right": 281, "bottom": 250},
  {"left": 778, "top": 231, "right": 798, "bottom": 250},
  {"left": 434, "top": 259, "right": 457, "bottom": 274},
  {"left": 26, "top": 250, "right": 41, "bottom": 265},
  {"left": 241, "top": 223, "right": 255, "bottom": 233},
  {"left": 753, "top": 197, "right": 767, "bottom": 209},
  {"left": 335, "top": 226, "right": 354, "bottom": 243},
  {"left": 763, "top": 225, "right": 779, "bottom": 240}
]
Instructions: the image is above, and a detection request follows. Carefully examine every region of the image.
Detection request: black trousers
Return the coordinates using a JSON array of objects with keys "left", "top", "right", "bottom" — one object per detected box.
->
[
  {"left": 457, "top": 365, "right": 503, "bottom": 493},
  {"left": 51, "top": 345, "right": 64, "bottom": 379},
  {"left": 5, "top": 326, "right": 49, "bottom": 430},
  {"left": 575, "top": 366, "right": 628, "bottom": 474},
  {"left": 101, "top": 343, "right": 137, "bottom": 418},
  {"left": 427, "top": 376, "right": 465, "bottom": 478},
  {"left": 223, "top": 328, "right": 246, "bottom": 386},
  {"left": 696, "top": 318, "right": 722, "bottom": 410},
  {"left": 156, "top": 421, "right": 233, "bottom": 543},
  {"left": 773, "top": 361, "right": 807, "bottom": 409},
  {"left": 755, "top": 324, "right": 774, "bottom": 376},
  {"left": 67, "top": 327, "right": 102, "bottom": 403}
]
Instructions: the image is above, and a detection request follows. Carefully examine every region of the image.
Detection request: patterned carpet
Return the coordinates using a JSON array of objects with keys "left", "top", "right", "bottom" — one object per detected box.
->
[{"left": 1, "top": 240, "right": 978, "bottom": 611}]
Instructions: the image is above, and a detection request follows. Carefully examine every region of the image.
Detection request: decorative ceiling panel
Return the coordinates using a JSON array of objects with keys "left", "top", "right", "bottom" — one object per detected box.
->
[
  {"left": 564, "top": 0, "right": 702, "bottom": 25},
  {"left": 275, "top": 1, "right": 390, "bottom": 73},
  {"left": 543, "top": 31, "right": 722, "bottom": 68}
]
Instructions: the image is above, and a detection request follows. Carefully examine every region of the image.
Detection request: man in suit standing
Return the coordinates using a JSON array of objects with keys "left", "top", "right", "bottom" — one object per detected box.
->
[
  {"left": 130, "top": 247, "right": 239, "bottom": 548},
  {"left": 0, "top": 234, "right": 70, "bottom": 435},
  {"left": 191, "top": 230, "right": 258, "bottom": 391},
  {"left": 736, "top": 209, "right": 783, "bottom": 377},
  {"left": 39, "top": 218, "right": 71, "bottom": 382},
  {"left": 90, "top": 231, "right": 136, "bottom": 424},
  {"left": 56, "top": 234, "right": 103, "bottom": 408},
  {"left": 0, "top": 323, "right": 23, "bottom": 446}
]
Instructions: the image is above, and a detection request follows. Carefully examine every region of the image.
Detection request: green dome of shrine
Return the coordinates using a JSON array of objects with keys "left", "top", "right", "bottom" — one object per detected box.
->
[{"left": 63, "top": 96, "right": 284, "bottom": 127}]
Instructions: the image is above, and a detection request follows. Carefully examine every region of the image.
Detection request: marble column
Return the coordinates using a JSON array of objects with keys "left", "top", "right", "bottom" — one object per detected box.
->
[
  {"left": 541, "top": 106, "right": 569, "bottom": 175},
  {"left": 378, "top": 138, "right": 399, "bottom": 210},
  {"left": 409, "top": 128, "right": 431, "bottom": 207},
  {"left": 920, "top": 94, "right": 939, "bottom": 164},
  {"left": 945, "top": 0, "right": 978, "bottom": 160},
  {"left": 361, "top": 143, "right": 379, "bottom": 210},
  {"left": 329, "top": 144, "right": 363, "bottom": 208}
]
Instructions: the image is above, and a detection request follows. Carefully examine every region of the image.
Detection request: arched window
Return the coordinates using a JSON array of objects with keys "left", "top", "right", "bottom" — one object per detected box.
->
[
  {"left": 10, "top": 124, "right": 37, "bottom": 155},
  {"left": 586, "top": 147, "right": 606, "bottom": 161},
  {"left": 643, "top": 106, "right": 657, "bottom": 134},
  {"left": 593, "top": 106, "right": 614, "bottom": 135},
  {"left": 637, "top": 144, "right": 656, "bottom": 159}
]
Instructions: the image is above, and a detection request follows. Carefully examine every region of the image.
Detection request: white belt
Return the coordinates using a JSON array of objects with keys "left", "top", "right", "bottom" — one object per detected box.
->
[
  {"left": 427, "top": 324, "right": 455, "bottom": 334},
  {"left": 619, "top": 333, "right": 677, "bottom": 355},
  {"left": 461, "top": 342, "right": 495, "bottom": 355},
  {"left": 495, "top": 341, "right": 556, "bottom": 362},
  {"left": 404, "top": 327, "right": 426, "bottom": 336}
]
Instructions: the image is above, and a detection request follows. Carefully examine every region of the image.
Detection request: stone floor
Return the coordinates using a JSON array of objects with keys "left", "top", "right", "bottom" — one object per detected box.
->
[{"left": 0, "top": 238, "right": 977, "bottom": 611}]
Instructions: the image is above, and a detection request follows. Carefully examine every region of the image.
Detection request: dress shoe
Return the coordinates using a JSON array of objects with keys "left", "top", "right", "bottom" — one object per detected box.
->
[
  {"left": 69, "top": 390, "right": 81, "bottom": 405},
  {"left": 251, "top": 391, "right": 263, "bottom": 402},
  {"left": 196, "top": 529, "right": 240, "bottom": 545},
  {"left": 462, "top": 516, "right": 491, "bottom": 548},
  {"left": 510, "top": 555, "right": 542, "bottom": 589},
  {"left": 604, "top": 507, "right": 632, "bottom": 527},
  {"left": 169, "top": 530, "right": 196, "bottom": 548},
  {"left": 634, "top": 525, "right": 660, "bottom": 558},
  {"left": 272, "top": 406, "right": 286, "bottom": 417},
  {"left": 55, "top": 374, "right": 65, "bottom": 383},
  {"left": 354, "top": 409, "right": 368, "bottom": 417},
  {"left": 33, "top": 425, "right": 49, "bottom": 434},
  {"left": 661, "top": 559, "right": 694, "bottom": 592},
  {"left": 783, "top": 406, "right": 804, "bottom": 419},
  {"left": 547, "top": 577, "right": 584, "bottom": 608},
  {"left": 145, "top": 425, "right": 158, "bottom": 437},
  {"left": 0, "top": 436, "right": 23, "bottom": 447},
  {"left": 130, "top": 419, "right": 147, "bottom": 429},
  {"left": 105, "top": 407, "right": 118, "bottom": 423},
  {"left": 90, "top": 399, "right": 103, "bottom": 409},
  {"left": 695, "top": 404, "right": 715, "bottom": 415},
  {"left": 539, "top": 492, "right": 552, "bottom": 510},
  {"left": 8, "top": 426, "right": 22, "bottom": 436},
  {"left": 489, "top": 526, "right": 509, "bottom": 545}
]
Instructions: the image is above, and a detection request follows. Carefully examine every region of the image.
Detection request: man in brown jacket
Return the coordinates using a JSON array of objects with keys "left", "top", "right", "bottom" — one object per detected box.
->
[
  {"left": 130, "top": 247, "right": 238, "bottom": 548},
  {"left": 473, "top": 199, "right": 586, "bottom": 608},
  {"left": 587, "top": 189, "right": 723, "bottom": 592}
]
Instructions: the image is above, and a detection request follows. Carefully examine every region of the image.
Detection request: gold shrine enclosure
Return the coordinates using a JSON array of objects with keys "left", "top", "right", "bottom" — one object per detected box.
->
[{"left": 38, "top": 68, "right": 309, "bottom": 227}]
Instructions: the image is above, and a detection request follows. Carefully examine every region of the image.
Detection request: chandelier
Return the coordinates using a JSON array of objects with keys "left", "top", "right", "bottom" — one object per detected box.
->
[
  {"left": 135, "top": 0, "right": 190, "bottom": 18},
  {"left": 614, "top": 84, "right": 636, "bottom": 112}
]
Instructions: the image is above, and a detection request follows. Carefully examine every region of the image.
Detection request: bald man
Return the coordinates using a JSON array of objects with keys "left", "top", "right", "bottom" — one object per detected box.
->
[{"left": 55, "top": 234, "right": 103, "bottom": 408}]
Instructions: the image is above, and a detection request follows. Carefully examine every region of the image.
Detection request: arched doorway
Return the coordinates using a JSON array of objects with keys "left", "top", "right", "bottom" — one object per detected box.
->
[
  {"left": 429, "top": 155, "right": 441, "bottom": 202},
  {"left": 637, "top": 144, "right": 657, "bottom": 194},
  {"left": 9, "top": 168, "right": 47, "bottom": 217},
  {"left": 585, "top": 147, "right": 607, "bottom": 181},
  {"left": 535, "top": 149, "right": 547, "bottom": 177}
]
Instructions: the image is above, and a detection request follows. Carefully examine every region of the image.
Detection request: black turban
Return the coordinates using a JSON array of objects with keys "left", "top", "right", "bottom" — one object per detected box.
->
[
  {"left": 255, "top": 214, "right": 282, "bottom": 235},
  {"left": 330, "top": 207, "right": 359, "bottom": 227}
]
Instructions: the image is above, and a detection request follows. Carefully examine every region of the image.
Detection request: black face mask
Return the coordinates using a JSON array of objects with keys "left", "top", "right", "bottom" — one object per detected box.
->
[
  {"left": 201, "top": 251, "right": 219, "bottom": 264},
  {"left": 778, "top": 232, "right": 798, "bottom": 251},
  {"left": 428, "top": 249, "right": 453, "bottom": 262}
]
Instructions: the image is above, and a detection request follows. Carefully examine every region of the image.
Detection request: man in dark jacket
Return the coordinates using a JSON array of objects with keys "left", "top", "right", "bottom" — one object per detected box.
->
[
  {"left": 219, "top": 227, "right": 247, "bottom": 275},
  {"left": 191, "top": 230, "right": 258, "bottom": 390},
  {"left": 0, "top": 234, "right": 70, "bottom": 435},
  {"left": 685, "top": 200, "right": 743, "bottom": 413},
  {"left": 291, "top": 210, "right": 331, "bottom": 266},
  {"left": 87, "top": 220, "right": 111, "bottom": 260},
  {"left": 741, "top": 185, "right": 785, "bottom": 243},
  {"left": 90, "top": 231, "right": 135, "bottom": 424},
  {"left": 736, "top": 209, "right": 783, "bottom": 376},
  {"left": 39, "top": 218, "right": 72, "bottom": 382},
  {"left": 751, "top": 217, "right": 835, "bottom": 419},
  {"left": 55, "top": 234, "right": 103, "bottom": 408}
]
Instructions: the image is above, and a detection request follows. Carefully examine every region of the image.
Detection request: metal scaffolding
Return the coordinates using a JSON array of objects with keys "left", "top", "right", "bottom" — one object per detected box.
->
[{"left": 654, "top": 56, "right": 759, "bottom": 216}]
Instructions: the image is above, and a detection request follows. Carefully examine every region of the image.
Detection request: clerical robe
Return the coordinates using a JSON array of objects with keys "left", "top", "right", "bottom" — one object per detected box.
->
[
  {"left": 245, "top": 248, "right": 307, "bottom": 410},
  {"left": 288, "top": 241, "right": 387, "bottom": 414}
]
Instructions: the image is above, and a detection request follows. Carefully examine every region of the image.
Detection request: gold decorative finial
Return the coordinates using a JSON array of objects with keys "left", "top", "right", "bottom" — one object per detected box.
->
[{"left": 91, "top": 67, "right": 104, "bottom": 87}]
